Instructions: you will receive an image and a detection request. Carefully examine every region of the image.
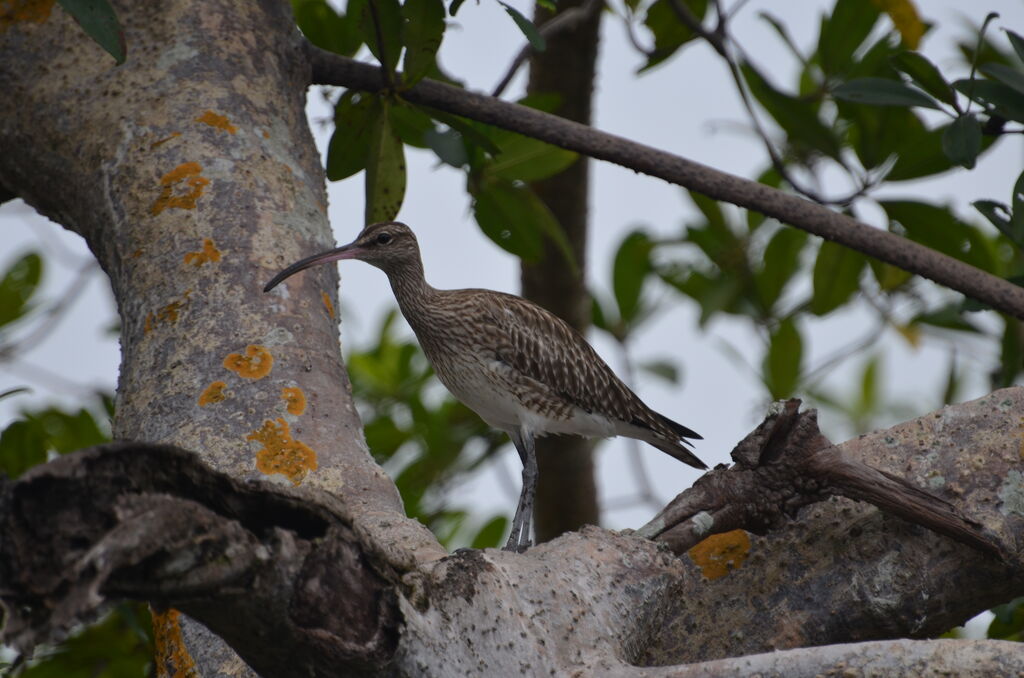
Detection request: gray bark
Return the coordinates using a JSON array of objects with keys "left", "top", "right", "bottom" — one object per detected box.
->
[{"left": 1, "top": 1, "right": 1022, "bottom": 676}]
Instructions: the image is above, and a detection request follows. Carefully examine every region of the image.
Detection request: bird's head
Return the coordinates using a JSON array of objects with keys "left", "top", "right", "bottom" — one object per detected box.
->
[{"left": 263, "top": 221, "right": 420, "bottom": 292}]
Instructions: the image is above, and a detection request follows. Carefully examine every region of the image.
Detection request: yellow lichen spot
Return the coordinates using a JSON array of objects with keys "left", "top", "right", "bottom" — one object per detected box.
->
[
  {"left": 281, "top": 387, "right": 307, "bottom": 415},
  {"left": 0, "top": 0, "right": 54, "bottom": 30},
  {"left": 247, "top": 418, "right": 317, "bottom": 485},
  {"left": 149, "top": 132, "right": 181, "bottom": 149},
  {"left": 199, "top": 381, "right": 228, "bottom": 407},
  {"left": 870, "top": 0, "right": 924, "bottom": 49},
  {"left": 223, "top": 344, "right": 273, "bottom": 379},
  {"left": 195, "top": 110, "right": 238, "bottom": 134},
  {"left": 152, "top": 608, "right": 199, "bottom": 678},
  {"left": 321, "top": 291, "right": 335, "bottom": 319},
  {"left": 150, "top": 162, "right": 210, "bottom": 215},
  {"left": 688, "top": 529, "right": 751, "bottom": 580},
  {"left": 183, "top": 238, "right": 222, "bottom": 266}
]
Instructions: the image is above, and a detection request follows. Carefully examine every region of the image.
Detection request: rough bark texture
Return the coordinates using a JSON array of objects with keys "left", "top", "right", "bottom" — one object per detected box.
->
[
  {"left": 2, "top": 391, "right": 1022, "bottom": 676},
  {"left": 0, "top": 1, "right": 441, "bottom": 674},
  {"left": 523, "top": 0, "right": 603, "bottom": 543},
  {"left": 3, "top": 2, "right": 1024, "bottom": 676}
]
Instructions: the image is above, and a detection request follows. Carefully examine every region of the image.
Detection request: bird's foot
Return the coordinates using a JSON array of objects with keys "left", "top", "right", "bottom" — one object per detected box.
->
[{"left": 502, "top": 532, "right": 532, "bottom": 553}]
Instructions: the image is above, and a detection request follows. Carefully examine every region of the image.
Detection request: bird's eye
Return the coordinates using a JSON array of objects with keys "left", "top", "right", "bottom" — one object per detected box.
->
[{"left": 375, "top": 232, "right": 393, "bottom": 245}]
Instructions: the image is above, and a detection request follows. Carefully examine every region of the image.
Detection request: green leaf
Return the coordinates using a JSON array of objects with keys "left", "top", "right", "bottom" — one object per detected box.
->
[
  {"left": 818, "top": 0, "right": 880, "bottom": 76},
  {"left": 428, "top": 111, "right": 502, "bottom": 156},
  {"left": 980, "top": 62, "right": 1024, "bottom": 96},
  {"left": 0, "top": 251, "right": 43, "bottom": 328},
  {"left": 612, "top": 230, "right": 653, "bottom": 324},
  {"left": 868, "top": 258, "right": 913, "bottom": 291},
  {"left": 402, "top": 0, "right": 445, "bottom": 86},
  {"left": 292, "top": 0, "right": 362, "bottom": 56},
  {"left": 365, "top": 99, "right": 407, "bottom": 223},
  {"left": 640, "top": 0, "right": 707, "bottom": 71},
  {"left": 499, "top": 2, "right": 545, "bottom": 52},
  {"left": 639, "top": 359, "right": 680, "bottom": 384},
  {"left": 0, "top": 419, "right": 48, "bottom": 478},
  {"left": 361, "top": 0, "right": 403, "bottom": 73},
  {"left": 389, "top": 101, "right": 434, "bottom": 149},
  {"left": 486, "top": 134, "right": 578, "bottom": 182},
  {"left": 886, "top": 118, "right": 957, "bottom": 181},
  {"left": 912, "top": 305, "right": 981, "bottom": 334},
  {"left": 764, "top": 318, "right": 802, "bottom": 399},
  {"left": 941, "top": 113, "right": 982, "bottom": 169},
  {"left": 1007, "top": 30, "right": 1024, "bottom": 64},
  {"left": 471, "top": 515, "right": 509, "bottom": 549},
  {"left": 890, "top": 51, "right": 957, "bottom": 105},
  {"left": 953, "top": 78, "right": 1024, "bottom": 123},
  {"left": 1011, "top": 169, "right": 1024, "bottom": 245},
  {"left": 757, "top": 228, "right": 807, "bottom": 312},
  {"left": 988, "top": 596, "right": 1024, "bottom": 640},
  {"left": 424, "top": 127, "right": 469, "bottom": 167},
  {"left": 20, "top": 603, "right": 153, "bottom": 678},
  {"left": 741, "top": 63, "right": 843, "bottom": 161},
  {"left": 472, "top": 180, "right": 547, "bottom": 262},
  {"left": 833, "top": 77, "right": 942, "bottom": 109},
  {"left": 881, "top": 200, "right": 996, "bottom": 273},
  {"left": 857, "top": 356, "right": 879, "bottom": 415},
  {"left": 810, "top": 241, "right": 865, "bottom": 315},
  {"left": 57, "top": 0, "right": 125, "bottom": 65},
  {"left": 326, "top": 91, "right": 377, "bottom": 181}
]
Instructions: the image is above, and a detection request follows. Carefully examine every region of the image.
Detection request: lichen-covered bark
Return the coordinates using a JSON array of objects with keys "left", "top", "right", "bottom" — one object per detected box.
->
[
  {"left": 0, "top": 1, "right": 441, "bottom": 674},
  {"left": 523, "top": 0, "right": 603, "bottom": 543}
]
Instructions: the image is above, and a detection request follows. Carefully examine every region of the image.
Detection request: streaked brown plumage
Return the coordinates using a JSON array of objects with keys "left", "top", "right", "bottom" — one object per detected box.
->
[{"left": 264, "top": 221, "right": 705, "bottom": 551}]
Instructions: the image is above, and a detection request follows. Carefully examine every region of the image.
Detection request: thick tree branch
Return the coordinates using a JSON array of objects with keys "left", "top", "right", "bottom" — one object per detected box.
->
[
  {"left": 0, "top": 443, "right": 400, "bottom": 677},
  {"left": 638, "top": 639, "right": 1024, "bottom": 677},
  {"left": 307, "top": 47, "right": 1024, "bottom": 320},
  {"left": 639, "top": 400, "right": 1009, "bottom": 562}
]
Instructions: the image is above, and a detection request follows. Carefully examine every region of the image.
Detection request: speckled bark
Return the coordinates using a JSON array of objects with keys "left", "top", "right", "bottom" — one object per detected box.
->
[
  {"left": 0, "top": 1, "right": 441, "bottom": 675},
  {"left": 522, "top": 0, "right": 603, "bottom": 543}
]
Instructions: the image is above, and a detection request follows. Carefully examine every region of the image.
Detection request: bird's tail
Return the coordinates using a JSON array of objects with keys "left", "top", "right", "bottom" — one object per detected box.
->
[{"left": 647, "top": 411, "right": 704, "bottom": 471}]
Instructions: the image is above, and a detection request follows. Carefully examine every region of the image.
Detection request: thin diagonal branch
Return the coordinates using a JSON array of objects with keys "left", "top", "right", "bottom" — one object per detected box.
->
[{"left": 306, "top": 45, "right": 1024, "bottom": 320}]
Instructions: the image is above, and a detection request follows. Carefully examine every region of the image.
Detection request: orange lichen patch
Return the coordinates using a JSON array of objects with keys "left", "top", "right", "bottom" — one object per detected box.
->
[
  {"left": 195, "top": 110, "right": 238, "bottom": 134},
  {"left": 688, "top": 530, "right": 751, "bottom": 580},
  {"left": 183, "top": 238, "right": 222, "bottom": 266},
  {"left": 262, "top": 130, "right": 270, "bottom": 139},
  {"left": 144, "top": 290, "right": 192, "bottom": 335},
  {"left": 149, "top": 132, "right": 181, "bottom": 149},
  {"left": 321, "top": 291, "right": 335, "bottom": 319},
  {"left": 247, "top": 418, "right": 317, "bottom": 485},
  {"left": 870, "top": 0, "right": 924, "bottom": 49},
  {"left": 199, "top": 381, "right": 228, "bottom": 407},
  {"left": 152, "top": 608, "right": 199, "bottom": 678},
  {"left": 131, "top": 248, "right": 144, "bottom": 258},
  {"left": 0, "top": 0, "right": 54, "bottom": 30},
  {"left": 144, "top": 311, "right": 155, "bottom": 335},
  {"left": 223, "top": 344, "right": 273, "bottom": 379},
  {"left": 150, "top": 162, "right": 210, "bottom": 215},
  {"left": 281, "top": 387, "right": 307, "bottom": 415}
]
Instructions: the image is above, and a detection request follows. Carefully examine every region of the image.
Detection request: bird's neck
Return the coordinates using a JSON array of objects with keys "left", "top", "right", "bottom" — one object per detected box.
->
[{"left": 385, "top": 258, "right": 439, "bottom": 325}]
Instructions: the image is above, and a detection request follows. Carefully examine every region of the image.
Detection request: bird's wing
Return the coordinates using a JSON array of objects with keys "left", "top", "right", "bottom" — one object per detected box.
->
[{"left": 470, "top": 290, "right": 648, "bottom": 426}]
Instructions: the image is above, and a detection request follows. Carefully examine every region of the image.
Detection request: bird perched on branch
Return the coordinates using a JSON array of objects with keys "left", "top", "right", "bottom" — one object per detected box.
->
[{"left": 264, "top": 221, "right": 705, "bottom": 552}]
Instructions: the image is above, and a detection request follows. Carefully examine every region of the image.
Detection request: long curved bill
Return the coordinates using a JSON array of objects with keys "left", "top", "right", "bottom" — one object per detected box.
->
[{"left": 263, "top": 243, "right": 363, "bottom": 293}]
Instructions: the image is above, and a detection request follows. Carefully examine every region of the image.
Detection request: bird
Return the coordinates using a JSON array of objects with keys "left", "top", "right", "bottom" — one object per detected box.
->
[{"left": 264, "top": 221, "right": 706, "bottom": 552}]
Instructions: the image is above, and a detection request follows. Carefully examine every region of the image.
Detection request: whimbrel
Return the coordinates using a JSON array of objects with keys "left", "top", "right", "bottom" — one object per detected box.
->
[{"left": 264, "top": 222, "right": 706, "bottom": 552}]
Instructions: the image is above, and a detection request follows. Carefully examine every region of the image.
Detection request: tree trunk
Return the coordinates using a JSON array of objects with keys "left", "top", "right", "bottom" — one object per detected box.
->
[
  {"left": 0, "top": 1, "right": 440, "bottom": 674},
  {"left": 522, "top": 0, "right": 603, "bottom": 543}
]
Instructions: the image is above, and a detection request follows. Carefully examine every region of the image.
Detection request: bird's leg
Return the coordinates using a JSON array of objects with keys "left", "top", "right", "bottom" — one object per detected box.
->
[{"left": 504, "top": 428, "right": 538, "bottom": 553}]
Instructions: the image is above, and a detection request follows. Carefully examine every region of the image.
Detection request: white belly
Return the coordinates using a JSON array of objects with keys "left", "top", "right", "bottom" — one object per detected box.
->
[{"left": 435, "top": 357, "right": 618, "bottom": 439}]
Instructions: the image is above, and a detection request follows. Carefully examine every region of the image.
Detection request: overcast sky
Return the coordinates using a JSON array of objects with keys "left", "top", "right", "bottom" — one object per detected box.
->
[{"left": 2, "top": 0, "right": 1023, "bottom": 539}]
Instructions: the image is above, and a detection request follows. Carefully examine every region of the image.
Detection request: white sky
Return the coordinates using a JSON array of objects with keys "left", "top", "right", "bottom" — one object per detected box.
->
[{"left": 2, "top": 0, "right": 1022, "bottom": 543}]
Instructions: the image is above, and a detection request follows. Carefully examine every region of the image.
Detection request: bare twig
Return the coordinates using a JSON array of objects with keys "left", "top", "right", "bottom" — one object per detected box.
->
[{"left": 306, "top": 45, "right": 1024, "bottom": 320}]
